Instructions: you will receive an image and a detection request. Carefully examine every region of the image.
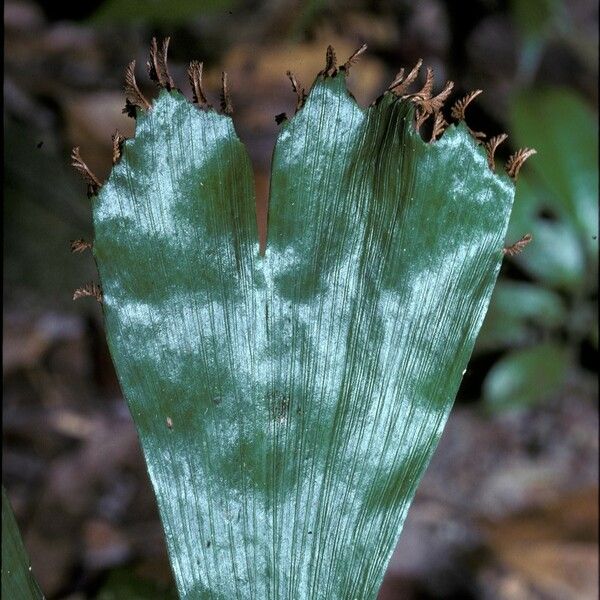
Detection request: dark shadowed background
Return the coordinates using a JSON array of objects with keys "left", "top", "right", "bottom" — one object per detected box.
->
[{"left": 3, "top": 0, "right": 598, "bottom": 598}]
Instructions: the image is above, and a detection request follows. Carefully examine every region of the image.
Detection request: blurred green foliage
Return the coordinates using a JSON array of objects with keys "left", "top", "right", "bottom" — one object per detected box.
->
[{"left": 479, "top": 87, "right": 598, "bottom": 410}]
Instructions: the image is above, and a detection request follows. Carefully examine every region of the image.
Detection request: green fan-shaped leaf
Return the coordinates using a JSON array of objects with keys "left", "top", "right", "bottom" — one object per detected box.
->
[
  {"left": 2, "top": 487, "right": 44, "bottom": 600},
  {"left": 478, "top": 280, "right": 567, "bottom": 351},
  {"left": 483, "top": 343, "right": 569, "bottom": 410},
  {"left": 511, "top": 88, "right": 599, "bottom": 256},
  {"left": 89, "top": 63, "right": 515, "bottom": 598}
]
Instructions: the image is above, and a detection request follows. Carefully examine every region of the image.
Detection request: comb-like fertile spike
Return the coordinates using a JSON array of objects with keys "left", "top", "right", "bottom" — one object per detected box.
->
[
  {"left": 73, "top": 282, "right": 103, "bottom": 303},
  {"left": 503, "top": 233, "right": 533, "bottom": 256},
  {"left": 148, "top": 37, "right": 175, "bottom": 91},
  {"left": 324, "top": 45, "right": 337, "bottom": 77},
  {"left": 506, "top": 148, "right": 537, "bottom": 179},
  {"left": 147, "top": 37, "right": 161, "bottom": 85},
  {"left": 387, "top": 67, "right": 405, "bottom": 91},
  {"left": 430, "top": 111, "right": 448, "bottom": 142},
  {"left": 469, "top": 129, "right": 487, "bottom": 141},
  {"left": 161, "top": 37, "right": 175, "bottom": 91},
  {"left": 286, "top": 70, "right": 306, "bottom": 111},
  {"left": 417, "top": 80, "right": 454, "bottom": 114},
  {"left": 188, "top": 61, "right": 209, "bottom": 108},
  {"left": 450, "top": 90, "right": 482, "bottom": 121},
  {"left": 415, "top": 67, "right": 434, "bottom": 100},
  {"left": 111, "top": 130, "right": 126, "bottom": 165},
  {"left": 391, "top": 59, "right": 423, "bottom": 95},
  {"left": 124, "top": 60, "right": 151, "bottom": 114},
  {"left": 220, "top": 72, "right": 233, "bottom": 115},
  {"left": 71, "top": 147, "right": 101, "bottom": 198},
  {"left": 484, "top": 133, "right": 508, "bottom": 171},
  {"left": 342, "top": 43, "right": 367, "bottom": 72},
  {"left": 414, "top": 108, "right": 430, "bottom": 133},
  {"left": 70, "top": 239, "right": 92, "bottom": 253}
]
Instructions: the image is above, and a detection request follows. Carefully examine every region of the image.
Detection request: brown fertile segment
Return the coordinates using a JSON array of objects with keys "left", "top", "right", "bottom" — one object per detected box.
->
[
  {"left": 111, "top": 130, "right": 126, "bottom": 165},
  {"left": 324, "top": 45, "right": 337, "bottom": 77},
  {"left": 389, "top": 59, "right": 422, "bottom": 95},
  {"left": 342, "top": 43, "right": 368, "bottom": 72},
  {"left": 484, "top": 133, "right": 508, "bottom": 171},
  {"left": 71, "top": 147, "right": 101, "bottom": 198},
  {"left": 70, "top": 239, "right": 92, "bottom": 253},
  {"left": 503, "top": 233, "right": 533, "bottom": 256},
  {"left": 414, "top": 67, "right": 434, "bottom": 100},
  {"left": 73, "top": 282, "right": 103, "bottom": 303},
  {"left": 188, "top": 61, "right": 209, "bottom": 108},
  {"left": 430, "top": 111, "right": 448, "bottom": 142},
  {"left": 286, "top": 71, "right": 306, "bottom": 111},
  {"left": 388, "top": 67, "right": 404, "bottom": 91},
  {"left": 451, "top": 90, "right": 483, "bottom": 121},
  {"left": 147, "top": 37, "right": 175, "bottom": 91},
  {"left": 414, "top": 108, "right": 430, "bottom": 133},
  {"left": 416, "top": 80, "right": 454, "bottom": 115},
  {"left": 506, "top": 148, "right": 537, "bottom": 179},
  {"left": 220, "top": 72, "right": 233, "bottom": 115},
  {"left": 124, "top": 60, "right": 151, "bottom": 115}
]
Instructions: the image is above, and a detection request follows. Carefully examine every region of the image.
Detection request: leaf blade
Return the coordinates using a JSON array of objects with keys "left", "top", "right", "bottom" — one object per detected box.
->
[{"left": 2, "top": 487, "right": 44, "bottom": 600}]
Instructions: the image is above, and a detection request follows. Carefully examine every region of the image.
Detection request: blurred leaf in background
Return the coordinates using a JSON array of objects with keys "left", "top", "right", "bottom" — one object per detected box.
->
[{"left": 479, "top": 86, "right": 598, "bottom": 410}]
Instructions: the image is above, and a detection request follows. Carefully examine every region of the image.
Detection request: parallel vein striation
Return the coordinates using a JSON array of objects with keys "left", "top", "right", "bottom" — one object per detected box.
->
[
  {"left": 265, "top": 75, "right": 513, "bottom": 599},
  {"left": 91, "top": 75, "right": 514, "bottom": 599}
]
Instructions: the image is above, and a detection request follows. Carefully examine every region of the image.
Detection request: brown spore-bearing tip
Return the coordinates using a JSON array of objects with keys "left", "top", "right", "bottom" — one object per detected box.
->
[
  {"left": 387, "top": 59, "right": 455, "bottom": 137},
  {"left": 484, "top": 133, "right": 508, "bottom": 171},
  {"left": 286, "top": 71, "right": 306, "bottom": 112},
  {"left": 503, "top": 233, "right": 533, "bottom": 256},
  {"left": 70, "top": 238, "right": 92, "bottom": 253},
  {"left": 451, "top": 90, "right": 486, "bottom": 140},
  {"left": 220, "top": 72, "right": 233, "bottom": 115},
  {"left": 506, "top": 148, "right": 537, "bottom": 179},
  {"left": 382, "top": 57, "right": 536, "bottom": 177},
  {"left": 188, "top": 60, "right": 210, "bottom": 108},
  {"left": 124, "top": 60, "right": 151, "bottom": 117},
  {"left": 73, "top": 282, "right": 103, "bottom": 303},
  {"left": 111, "top": 130, "right": 126, "bottom": 165},
  {"left": 147, "top": 36, "right": 175, "bottom": 91},
  {"left": 71, "top": 147, "right": 102, "bottom": 198}
]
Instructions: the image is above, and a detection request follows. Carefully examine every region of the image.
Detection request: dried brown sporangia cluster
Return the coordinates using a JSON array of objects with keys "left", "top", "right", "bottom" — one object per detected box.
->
[
  {"left": 503, "top": 233, "right": 533, "bottom": 256},
  {"left": 72, "top": 281, "right": 103, "bottom": 303},
  {"left": 71, "top": 39, "right": 535, "bottom": 303}
]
